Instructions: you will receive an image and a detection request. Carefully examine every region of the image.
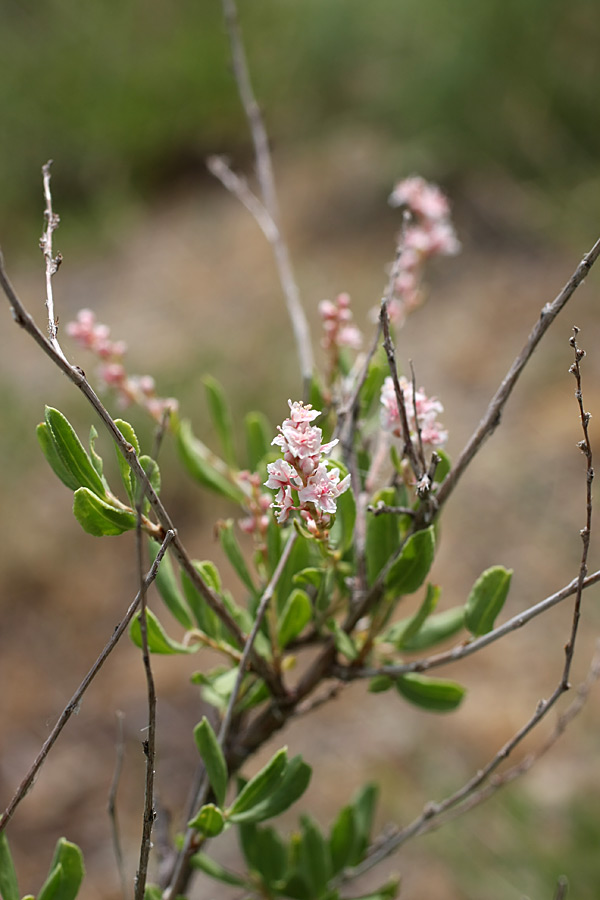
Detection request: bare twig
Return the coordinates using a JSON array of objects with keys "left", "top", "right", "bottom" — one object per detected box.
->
[
  {"left": 333, "top": 567, "right": 600, "bottom": 682},
  {"left": 434, "top": 237, "right": 600, "bottom": 515},
  {"left": 39, "top": 161, "right": 66, "bottom": 360},
  {"left": 368, "top": 502, "right": 416, "bottom": 518},
  {"left": 163, "top": 531, "right": 297, "bottom": 897},
  {"left": 212, "top": 0, "right": 314, "bottom": 392},
  {"left": 380, "top": 296, "right": 423, "bottom": 484},
  {"left": 134, "top": 508, "right": 157, "bottom": 900},
  {"left": 0, "top": 530, "right": 175, "bottom": 834},
  {"left": 107, "top": 710, "right": 127, "bottom": 899}
]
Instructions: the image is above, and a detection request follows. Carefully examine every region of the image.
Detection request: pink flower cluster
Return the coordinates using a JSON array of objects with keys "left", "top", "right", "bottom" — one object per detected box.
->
[
  {"left": 66, "top": 309, "right": 178, "bottom": 422},
  {"left": 319, "top": 292, "right": 362, "bottom": 354},
  {"left": 387, "top": 176, "right": 460, "bottom": 326},
  {"left": 380, "top": 376, "right": 448, "bottom": 452},
  {"left": 265, "top": 400, "right": 351, "bottom": 535},
  {"left": 237, "top": 470, "right": 272, "bottom": 537}
]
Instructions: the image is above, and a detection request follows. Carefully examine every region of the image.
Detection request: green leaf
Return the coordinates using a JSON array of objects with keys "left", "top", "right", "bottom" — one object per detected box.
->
[
  {"left": 203, "top": 375, "right": 237, "bottom": 467},
  {"left": 139, "top": 454, "right": 161, "bottom": 509},
  {"left": 148, "top": 542, "right": 193, "bottom": 629},
  {"left": 189, "top": 852, "right": 247, "bottom": 887},
  {"left": 350, "top": 878, "right": 401, "bottom": 900},
  {"left": 360, "top": 351, "right": 388, "bottom": 418},
  {"left": 465, "top": 565, "right": 513, "bottom": 636},
  {"left": 293, "top": 567, "right": 324, "bottom": 590},
  {"left": 192, "top": 667, "right": 240, "bottom": 713},
  {"left": 299, "top": 814, "right": 331, "bottom": 898},
  {"left": 181, "top": 562, "right": 223, "bottom": 638},
  {"left": 244, "top": 411, "right": 273, "bottom": 471},
  {"left": 238, "top": 819, "right": 260, "bottom": 872},
  {"left": 229, "top": 755, "right": 311, "bottom": 824},
  {"left": 37, "top": 838, "right": 85, "bottom": 900},
  {"left": 251, "top": 827, "right": 288, "bottom": 887},
  {"left": 39, "top": 407, "right": 106, "bottom": 497},
  {"left": 218, "top": 519, "right": 256, "bottom": 594},
  {"left": 433, "top": 448, "right": 451, "bottom": 484},
  {"left": 351, "top": 783, "right": 378, "bottom": 861},
  {"left": 227, "top": 748, "right": 288, "bottom": 820},
  {"left": 385, "top": 526, "right": 435, "bottom": 596},
  {"left": 114, "top": 418, "right": 140, "bottom": 503},
  {"left": 38, "top": 422, "right": 80, "bottom": 491},
  {"left": 0, "top": 833, "right": 19, "bottom": 900},
  {"left": 366, "top": 488, "right": 400, "bottom": 586},
  {"left": 274, "top": 533, "right": 312, "bottom": 614},
  {"left": 329, "top": 805, "right": 357, "bottom": 875},
  {"left": 368, "top": 675, "right": 394, "bottom": 694},
  {"left": 387, "top": 583, "right": 440, "bottom": 649},
  {"left": 73, "top": 488, "right": 136, "bottom": 536},
  {"left": 328, "top": 619, "right": 358, "bottom": 661},
  {"left": 176, "top": 419, "right": 244, "bottom": 504},
  {"left": 143, "top": 886, "right": 162, "bottom": 900},
  {"left": 130, "top": 608, "right": 198, "bottom": 655},
  {"left": 193, "top": 717, "right": 228, "bottom": 807},
  {"left": 395, "top": 673, "right": 466, "bottom": 712},
  {"left": 329, "top": 460, "right": 356, "bottom": 554},
  {"left": 400, "top": 606, "right": 465, "bottom": 651},
  {"left": 188, "top": 803, "right": 226, "bottom": 837},
  {"left": 88, "top": 426, "right": 104, "bottom": 479},
  {"left": 278, "top": 589, "right": 312, "bottom": 648}
]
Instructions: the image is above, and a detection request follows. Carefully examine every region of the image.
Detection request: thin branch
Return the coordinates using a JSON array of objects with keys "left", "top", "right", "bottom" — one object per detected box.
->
[
  {"left": 429, "top": 641, "right": 600, "bottom": 831},
  {"left": 380, "top": 295, "right": 423, "bottom": 484},
  {"left": 221, "top": 0, "right": 278, "bottom": 220},
  {"left": 0, "top": 251, "right": 281, "bottom": 697},
  {"left": 134, "top": 507, "right": 157, "bottom": 900},
  {"left": 213, "top": 0, "right": 314, "bottom": 392},
  {"left": 340, "top": 329, "right": 596, "bottom": 880},
  {"left": 0, "top": 530, "right": 175, "bottom": 834},
  {"left": 343, "top": 642, "right": 600, "bottom": 883},
  {"left": 163, "top": 530, "right": 298, "bottom": 897},
  {"left": 207, "top": 154, "right": 313, "bottom": 394},
  {"left": 39, "top": 161, "right": 66, "bottom": 360},
  {"left": 107, "top": 710, "right": 127, "bottom": 899},
  {"left": 333, "top": 567, "right": 600, "bottom": 682},
  {"left": 368, "top": 503, "right": 416, "bottom": 518},
  {"left": 434, "top": 236, "right": 600, "bottom": 515}
]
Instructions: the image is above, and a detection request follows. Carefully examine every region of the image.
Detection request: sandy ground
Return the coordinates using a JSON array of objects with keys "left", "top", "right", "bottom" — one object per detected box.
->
[{"left": 1, "top": 141, "right": 600, "bottom": 899}]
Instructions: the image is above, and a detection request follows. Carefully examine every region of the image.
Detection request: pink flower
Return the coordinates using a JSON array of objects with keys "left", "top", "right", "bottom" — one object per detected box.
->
[
  {"left": 66, "top": 308, "right": 178, "bottom": 422},
  {"left": 377, "top": 176, "right": 460, "bottom": 329},
  {"left": 389, "top": 175, "right": 450, "bottom": 222},
  {"left": 319, "top": 293, "right": 363, "bottom": 382},
  {"left": 380, "top": 376, "right": 447, "bottom": 452},
  {"left": 266, "top": 401, "right": 351, "bottom": 537},
  {"left": 298, "top": 464, "right": 351, "bottom": 515}
]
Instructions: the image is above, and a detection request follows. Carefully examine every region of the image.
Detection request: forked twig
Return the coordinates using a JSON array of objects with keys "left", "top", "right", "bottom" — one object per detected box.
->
[
  {"left": 340, "top": 328, "right": 596, "bottom": 880},
  {"left": 0, "top": 530, "right": 175, "bottom": 834}
]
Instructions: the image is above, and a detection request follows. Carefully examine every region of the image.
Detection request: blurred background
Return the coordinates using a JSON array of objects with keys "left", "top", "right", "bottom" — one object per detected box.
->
[{"left": 1, "top": 1, "right": 600, "bottom": 897}]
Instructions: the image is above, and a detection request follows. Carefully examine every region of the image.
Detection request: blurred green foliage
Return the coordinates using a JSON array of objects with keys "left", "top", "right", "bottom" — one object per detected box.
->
[
  {"left": 1, "top": 0, "right": 600, "bottom": 238},
  {"left": 428, "top": 786, "right": 600, "bottom": 899}
]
